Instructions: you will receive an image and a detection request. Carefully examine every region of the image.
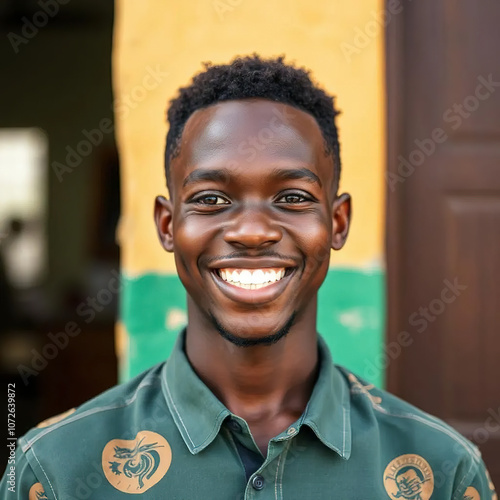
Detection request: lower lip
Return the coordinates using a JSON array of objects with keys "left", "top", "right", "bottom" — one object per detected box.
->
[{"left": 209, "top": 269, "right": 296, "bottom": 305}]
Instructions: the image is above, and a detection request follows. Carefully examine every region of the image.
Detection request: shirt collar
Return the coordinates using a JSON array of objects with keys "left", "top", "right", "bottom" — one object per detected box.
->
[
  {"left": 300, "top": 335, "right": 352, "bottom": 459},
  {"left": 161, "top": 332, "right": 230, "bottom": 454},
  {"left": 161, "top": 331, "right": 351, "bottom": 459}
]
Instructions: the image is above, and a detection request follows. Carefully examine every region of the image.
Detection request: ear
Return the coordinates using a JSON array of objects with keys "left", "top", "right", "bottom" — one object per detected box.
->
[
  {"left": 331, "top": 193, "right": 351, "bottom": 251},
  {"left": 154, "top": 195, "right": 174, "bottom": 252}
]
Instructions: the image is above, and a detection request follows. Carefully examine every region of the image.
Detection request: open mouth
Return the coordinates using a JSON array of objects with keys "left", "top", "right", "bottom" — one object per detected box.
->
[{"left": 214, "top": 267, "right": 293, "bottom": 290}]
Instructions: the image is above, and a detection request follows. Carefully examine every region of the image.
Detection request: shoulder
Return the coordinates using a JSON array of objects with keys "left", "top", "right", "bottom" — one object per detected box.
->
[
  {"left": 5, "top": 362, "right": 176, "bottom": 499},
  {"left": 19, "top": 363, "right": 169, "bottom": 472},
  {"left": 22, "top": 362, "right": 166, "bottom": 451},
  {"left": 337, "top": 366, "right": 483, "bottom": 497}
]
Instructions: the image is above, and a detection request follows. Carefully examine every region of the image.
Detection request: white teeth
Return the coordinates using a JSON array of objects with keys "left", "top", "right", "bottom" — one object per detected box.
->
[
  {"left": 253, "top": 269, "right": 265, "bottom": 284},
  {"left": 217, "top": 268, "right": 288, "bottom": 288},
  {"left": 240, "top": 270, "right": 251, "bottom": 284}
]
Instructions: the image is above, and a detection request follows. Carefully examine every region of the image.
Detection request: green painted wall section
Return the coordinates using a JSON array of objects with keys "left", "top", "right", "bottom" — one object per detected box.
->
[
  {"left": 317, "top": 268, "right": 385, "bottom": 387},
  {"left": 120, "top": 268, "right": 385, "bottom": 387}
]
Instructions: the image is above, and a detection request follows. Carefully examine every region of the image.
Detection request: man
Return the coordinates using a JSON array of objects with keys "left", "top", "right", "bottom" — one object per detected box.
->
[{"left": 1, "top": 55, "right": 496, "bottom": 499}]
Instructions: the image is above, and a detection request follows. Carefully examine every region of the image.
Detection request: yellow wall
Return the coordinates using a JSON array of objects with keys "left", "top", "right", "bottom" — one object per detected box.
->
[{"left": 113, "top": 0, "right": 385, "bottom": 275}]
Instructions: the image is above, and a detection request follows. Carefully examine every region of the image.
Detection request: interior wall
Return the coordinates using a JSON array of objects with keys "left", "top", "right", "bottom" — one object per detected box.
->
[{"left": 113, "top": 0, "right": 386, "bottom": 384}]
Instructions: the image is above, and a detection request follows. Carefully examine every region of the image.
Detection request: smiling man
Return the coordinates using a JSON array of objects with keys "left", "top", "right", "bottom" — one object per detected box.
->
[{"left": 0, "top": 56, "right": 496, "bottom": 499}]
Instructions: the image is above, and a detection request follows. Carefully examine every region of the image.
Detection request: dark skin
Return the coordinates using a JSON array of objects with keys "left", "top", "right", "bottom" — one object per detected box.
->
[{"left": 155, "top": 99, "right": 351, "bottom": 456}]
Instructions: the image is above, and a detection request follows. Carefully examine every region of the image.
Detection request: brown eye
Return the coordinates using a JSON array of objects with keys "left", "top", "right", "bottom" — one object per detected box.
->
[
  {"left": 203, "top": 196, "right": 218, "bottom": 205},
  {"left": 284, "top": 194, "right": 303, "bottom": 203},
  {"left": 276, "top": 193, "right": 309, "bottom": 204},
  {"left": 196, "top": 195, "right": 229, "bottom": 205}
]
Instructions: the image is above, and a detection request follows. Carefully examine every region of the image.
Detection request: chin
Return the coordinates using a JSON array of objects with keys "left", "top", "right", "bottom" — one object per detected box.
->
[{"left": 210, "top": 311, "right": 296, "bottom": 347}]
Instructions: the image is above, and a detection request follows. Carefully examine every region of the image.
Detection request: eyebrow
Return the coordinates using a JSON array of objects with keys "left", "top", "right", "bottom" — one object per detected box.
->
[
  {"left": 182, "top": 169, "right": 230, "bottom": 188},
  {"left": 271, "top": 167, "right": 322, "bottom": 188},
  {"left": 181, "top": 166, "right": 322, "bottom": 188}
]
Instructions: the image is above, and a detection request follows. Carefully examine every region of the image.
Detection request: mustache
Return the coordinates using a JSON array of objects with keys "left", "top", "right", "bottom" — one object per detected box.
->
[{"left": 202, "top": 250, "right": 297, "bottom": 266}]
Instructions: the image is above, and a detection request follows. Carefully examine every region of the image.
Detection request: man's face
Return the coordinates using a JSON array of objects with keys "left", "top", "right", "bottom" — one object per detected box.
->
[
  {"left": 155, "top": 99, "right": 350, "bottom": 344},
  {"left": 395, "top": 468, "right": 423, "bottom": 498}
]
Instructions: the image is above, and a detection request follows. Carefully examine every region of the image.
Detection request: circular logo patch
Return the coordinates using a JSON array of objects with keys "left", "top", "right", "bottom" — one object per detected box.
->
[
  {"left": 464, "top": 486, "right": 480, "bottom": 500},
  {"left": 384, "top": 454, "right": 434, "bottom": 499},
  {"left": 29, "top": 482, "right": 48, "bottom": 499},
  {"left": 102, "top": 430, "right": 172, "bottom": 494}
]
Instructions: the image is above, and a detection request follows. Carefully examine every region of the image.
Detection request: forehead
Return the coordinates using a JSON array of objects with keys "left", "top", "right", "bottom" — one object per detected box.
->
[{"left": 170, "top": 99, "right": 333, "bottom": 185}]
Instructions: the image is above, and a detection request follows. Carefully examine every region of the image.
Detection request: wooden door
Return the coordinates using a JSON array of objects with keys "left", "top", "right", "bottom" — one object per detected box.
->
[{"left": 386, "top": 0, "right": 500, "bottom": 486}]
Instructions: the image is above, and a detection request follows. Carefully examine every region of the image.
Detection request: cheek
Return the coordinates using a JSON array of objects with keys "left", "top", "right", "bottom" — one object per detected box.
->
[
  {"left": 175, "top": 214, "right": 212, "bottom": 247},
  {"left": 172, "top": 218, "right": 201, "bottom": 275},
  {"left": 172, "top": 214, "right": 219, "bottom": 277},
  {"left": 296, "top": 215, "right": 332, "bottom": 269}
]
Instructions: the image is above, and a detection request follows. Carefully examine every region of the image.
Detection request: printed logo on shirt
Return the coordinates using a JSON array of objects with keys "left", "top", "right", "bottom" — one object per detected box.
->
[
  {"left": 29, "top": 482, "right": 48, "bottom": 499},
  {"left": 347, "top": 373, "right": 383, "bottom": 407},
  {"left": 463, "top": 486, "right": 480, "bottom": 499},
  {"left": 383, "top": 454, "right": 434, "bottom": 500},
  {"left": 36, "top": 408, "right": 76, "bottom": 428},
  {"left": 102, "top": 430, "right": 172, "bottom": 494}
]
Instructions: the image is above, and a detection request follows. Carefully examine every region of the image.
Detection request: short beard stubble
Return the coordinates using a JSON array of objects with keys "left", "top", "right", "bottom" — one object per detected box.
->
[{"left": 210, "top": 311, "right": 297, "bottom": 347}]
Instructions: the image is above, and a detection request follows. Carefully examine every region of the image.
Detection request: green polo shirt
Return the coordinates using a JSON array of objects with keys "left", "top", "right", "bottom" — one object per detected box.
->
[{"left": 1, "top": 332, "right": 496, "bottom": 499}]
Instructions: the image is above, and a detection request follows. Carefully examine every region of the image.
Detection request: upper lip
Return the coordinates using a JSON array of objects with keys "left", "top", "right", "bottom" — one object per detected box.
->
[{"left": 207, "top": 257, "right": 299, "bottom": 270}]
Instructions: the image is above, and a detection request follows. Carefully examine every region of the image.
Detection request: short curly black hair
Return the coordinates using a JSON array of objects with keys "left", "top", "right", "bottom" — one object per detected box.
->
[{"left": 165, "top": 55, "right": 341, "bottom": 189}]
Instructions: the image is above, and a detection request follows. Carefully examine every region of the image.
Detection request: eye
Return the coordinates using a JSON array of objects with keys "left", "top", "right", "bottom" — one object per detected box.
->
[
  {"left": 193, "top": 194, "right": 230, "bottom": 206},
  {"left": 275, "top": 192, "right": 312, "bottom": 204}
]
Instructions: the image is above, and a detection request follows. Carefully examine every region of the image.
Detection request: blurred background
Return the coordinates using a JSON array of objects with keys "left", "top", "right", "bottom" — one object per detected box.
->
[
  {"left": 1, "top": 0, "right": 499, "bottom": 484},
  {"left": 0, "top": 0, "right": 118, "bottom": 467}
]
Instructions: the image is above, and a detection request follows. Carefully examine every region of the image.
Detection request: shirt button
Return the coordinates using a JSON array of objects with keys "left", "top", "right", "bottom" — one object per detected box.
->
[
  {"left": 227, "top": 419, "right": 242, "bottom": 432},
  {"left": 251, "top": 475, "right": 265, "bottom": 490},
  {"left": 287, "top": 427, "right": 297, "bottom": 436}
]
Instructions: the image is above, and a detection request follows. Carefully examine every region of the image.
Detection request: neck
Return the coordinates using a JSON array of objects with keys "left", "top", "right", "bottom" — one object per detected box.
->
[{"left": 184, "top": 303, "right": 319, "bottom": 428}]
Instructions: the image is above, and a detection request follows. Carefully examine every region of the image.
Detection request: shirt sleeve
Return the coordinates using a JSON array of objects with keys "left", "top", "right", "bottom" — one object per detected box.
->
[
  {"left": 454, "top": 457, "right": 497, "bottom": 500},
  {"left": 0, "top": 443, "right": 50, "bottom": 500}
]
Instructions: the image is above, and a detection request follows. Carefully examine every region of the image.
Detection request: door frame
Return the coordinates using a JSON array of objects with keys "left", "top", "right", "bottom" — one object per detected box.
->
[{"left": 385, "top": 3, "right": 405, "bottom": 395}]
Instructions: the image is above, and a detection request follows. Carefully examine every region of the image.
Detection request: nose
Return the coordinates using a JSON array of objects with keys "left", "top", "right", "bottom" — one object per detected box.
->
[{"left": 224, "top": 206, "right": 282, "bottom": 249}]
